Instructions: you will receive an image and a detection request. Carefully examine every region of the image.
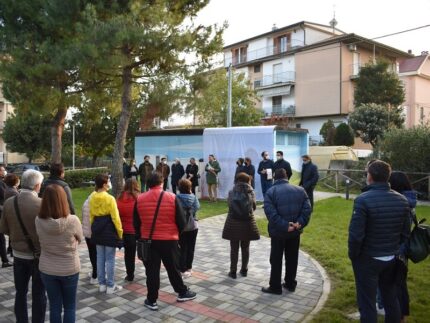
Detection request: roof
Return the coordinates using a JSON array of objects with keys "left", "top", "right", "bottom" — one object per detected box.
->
[
  {"left": 223, "top": 21, "right": 344, "bottom": 50},
  {"left": 136, "top": 128, "right": 204, "bottom": 137},
  {"left": 399, "top": 55, "right": 428, "bottom": 73}
]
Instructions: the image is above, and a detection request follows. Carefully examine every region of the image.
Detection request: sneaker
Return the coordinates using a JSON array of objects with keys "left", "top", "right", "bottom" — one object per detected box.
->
[
  {"left": 144, "top": 299, "right": 158, "bottom": 311},
  {"left": 90, "top": 277, "right": 98, "bottom": 285},
  {"left": 182, "top": 271, "right": 192, "bottom": 279},
  {"left": 2, "top": 262, "right": 13, "bottom": 268},
  {"left": 106, "top": 285, "right": 123, "bottom": 294},
  {"left": 177, "top": 289, "right": 197, "bottom": 302},
  {"left": 99, "top": 285, "right": 107, "bottom": 293}
]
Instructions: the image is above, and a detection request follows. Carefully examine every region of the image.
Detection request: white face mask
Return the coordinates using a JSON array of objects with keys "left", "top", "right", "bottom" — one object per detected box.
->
[
  {"left": 3, "top": 170, "right": 7, "bottom": 176},
  {"left": 107, "top": 181, "right": 112, "bottom": 190},
  {"left": 276, "top": 156, "right": 282, "bottom": 160},
  {"left": 302, "top": 160, "right": 310, "bottom": 165},
  {"left": 163, "top": 161, "right": 167, "bottom": 165}
]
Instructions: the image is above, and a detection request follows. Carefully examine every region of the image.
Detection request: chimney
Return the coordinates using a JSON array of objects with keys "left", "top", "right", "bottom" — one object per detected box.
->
[
  {"left": 407, "top": 49, "right": 412, "bottom": 55},
  {"left": 272, "top": 24, "right": 277, "bottom": 31}
]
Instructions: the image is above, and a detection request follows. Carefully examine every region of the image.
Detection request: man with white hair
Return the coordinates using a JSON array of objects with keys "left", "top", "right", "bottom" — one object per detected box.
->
[{"left": 0, "top": 169, "right": 47, "bottom": 323}]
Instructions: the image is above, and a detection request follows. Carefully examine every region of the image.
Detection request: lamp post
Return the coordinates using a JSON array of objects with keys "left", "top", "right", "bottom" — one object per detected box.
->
[
  {"left": 72, "top": 121, "right": 75, "bottom": 170},
  {"left": 227, "top": 63, "right": 232, "bottom": 127}
]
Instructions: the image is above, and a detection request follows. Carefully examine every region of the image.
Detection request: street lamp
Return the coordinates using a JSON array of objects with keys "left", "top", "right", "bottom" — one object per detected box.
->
[{"left": 72, "top": 121, "right": 75, "bottom": 170}]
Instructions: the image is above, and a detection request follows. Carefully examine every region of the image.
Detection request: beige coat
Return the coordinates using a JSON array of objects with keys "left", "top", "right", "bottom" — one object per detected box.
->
[{"left": 0, "top": 190, "right": 41, "bottom": 256}]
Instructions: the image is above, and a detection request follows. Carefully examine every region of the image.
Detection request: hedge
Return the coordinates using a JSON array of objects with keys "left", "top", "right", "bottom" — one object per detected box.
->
[{"left": 64, "top": 167, "right": 109, "bottom": 188}]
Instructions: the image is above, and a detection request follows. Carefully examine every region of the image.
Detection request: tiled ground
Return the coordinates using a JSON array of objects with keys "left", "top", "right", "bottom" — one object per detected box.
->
[{"left": 0, "top": 213, "right": 325, "bottom": 322}]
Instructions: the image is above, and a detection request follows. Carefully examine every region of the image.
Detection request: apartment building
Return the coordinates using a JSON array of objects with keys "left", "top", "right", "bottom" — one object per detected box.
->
[
  {"left": 399, "top": 52, "right": 430, "bottom": 127},
  {"left": 0, "top": 88, "right": 28, "bottom": 164},
  {"left": 223, "top": 21, "right": 412, "bottom": 145}
]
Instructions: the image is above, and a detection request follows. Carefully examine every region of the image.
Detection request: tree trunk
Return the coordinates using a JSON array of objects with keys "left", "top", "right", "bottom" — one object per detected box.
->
[
  {"left": 92, "top": 154, "right": 98, "bottom": 168},
  {"left": 51, "top": 107, "right": 68, "bottom": 164},
  {"left": 111, "top": 65, "right": 133, "bottom": 196}
]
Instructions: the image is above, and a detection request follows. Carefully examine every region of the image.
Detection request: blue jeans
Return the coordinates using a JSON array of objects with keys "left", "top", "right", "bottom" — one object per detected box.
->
[
  {"left": 13, "top": 257, "right": 47, "bottom": 323},
  {"left": 261, "top": 179, "right": 273, "bottom": 196},
  {"left": 40, "top": 272, "right": 79, "bottom": 323},
  {"left": 96, "top": 245, "right": 116, "bottom": 287}
]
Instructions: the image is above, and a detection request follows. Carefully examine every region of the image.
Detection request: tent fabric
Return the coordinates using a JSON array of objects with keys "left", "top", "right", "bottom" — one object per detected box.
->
[{"left": 202, "top": 126, "right": 275, "bottom": 201}]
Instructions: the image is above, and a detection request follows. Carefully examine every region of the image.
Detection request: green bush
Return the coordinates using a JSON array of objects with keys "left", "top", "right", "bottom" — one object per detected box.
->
[
  {"left": 334, "top": 123, "right": 354, "bottom": 146},
  {"left": 64, "top": 167, "right": 109, "bottom": 188}
]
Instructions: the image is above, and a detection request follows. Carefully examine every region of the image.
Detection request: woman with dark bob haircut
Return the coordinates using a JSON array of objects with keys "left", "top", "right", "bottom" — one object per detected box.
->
[
  {"left": 36, "top": 184, "right": 84, "bottom": 323},
  {"left": 3, "top": 173, "right": 20, "bottom": 200},
  {"left": 222, "top": 172, "right": 260, "bottom": 279},
  {"left": 389, "top": 171, "right": 416, "bottom": 322}
]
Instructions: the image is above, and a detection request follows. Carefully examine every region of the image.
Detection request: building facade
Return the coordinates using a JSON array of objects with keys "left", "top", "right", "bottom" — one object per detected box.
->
[{"left": 223, "top": 21, "right": 413, "bottom": 145}]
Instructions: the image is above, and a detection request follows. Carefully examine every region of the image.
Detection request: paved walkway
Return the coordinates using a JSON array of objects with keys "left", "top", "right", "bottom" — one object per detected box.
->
[{"left": 0, "top": 212, "right": 327, "bottom": 323}]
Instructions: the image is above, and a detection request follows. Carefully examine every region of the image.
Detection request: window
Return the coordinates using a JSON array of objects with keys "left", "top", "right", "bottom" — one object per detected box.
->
[
  {"left": 296, "top": 123, "right": 301, "bottom": 129},
  {"left": 272, "top": 96, "right": 282, "bottom": 106},
  {"left": 274, "top": 34, "right": 291, "bottom": 54},
  {"left": 276, "top": 133, "right": 285, "bottom": 145},
  {"left": 288, "top": 134, "right": 301, "bottom": 146},
  {"left": 253, "top": 80, "right": 262, "bottom": 88},
  {"left": 273, "top": 63, "right": 282, "bottom": 83},
  {"left": 254, "top": 64, "right": 261, "bottom": 73},
  {"left": 232, "top": 46, "right": 247, "bottom": 64}
]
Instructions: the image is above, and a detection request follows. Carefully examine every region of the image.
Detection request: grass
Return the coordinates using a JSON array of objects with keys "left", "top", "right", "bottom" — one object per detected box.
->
[
  {"left": 256, "top": 197, "right": 430, "bottom": 322},
  {"left": 71, "top": 187, "right": 228, "bottom": 220}
]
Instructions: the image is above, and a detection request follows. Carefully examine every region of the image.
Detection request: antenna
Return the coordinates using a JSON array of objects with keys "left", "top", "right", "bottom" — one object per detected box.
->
[{"left": 329, "top": 4, "right": 338, "bottom": 35}]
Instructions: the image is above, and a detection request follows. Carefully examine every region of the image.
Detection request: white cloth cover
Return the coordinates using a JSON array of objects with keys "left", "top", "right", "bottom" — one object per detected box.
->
[{"left": 202, "top": 126, "right": 275, "bottom": 201}]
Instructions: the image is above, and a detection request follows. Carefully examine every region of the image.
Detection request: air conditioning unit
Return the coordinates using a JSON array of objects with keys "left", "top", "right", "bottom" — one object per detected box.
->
[{"left": 348, "top": 44, "right": 357, "bottom": 52}]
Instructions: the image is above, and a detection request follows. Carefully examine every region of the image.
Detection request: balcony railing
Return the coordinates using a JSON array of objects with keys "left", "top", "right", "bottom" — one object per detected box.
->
[
  {"left": 225, "top": 39, "right": 304, "bottom": 66},
  {"left": 265, "top": 105, "right": 296, "bottom": 117},
  {"left": 254, "top": 71, "right": 295, "bottom": 88}
]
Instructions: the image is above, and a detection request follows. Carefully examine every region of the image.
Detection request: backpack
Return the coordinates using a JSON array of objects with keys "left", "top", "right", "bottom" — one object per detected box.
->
[
  {"left": 183, "top": 206, "right": 196, "bottom": 232},
  {"left": 230, "top": 190, "right": 252, "bottom": 221}
]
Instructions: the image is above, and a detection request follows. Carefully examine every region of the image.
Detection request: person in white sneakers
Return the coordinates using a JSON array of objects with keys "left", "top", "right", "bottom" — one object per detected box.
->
[{"left": 90, "top": 174, "right": 123, "bottom": 294}]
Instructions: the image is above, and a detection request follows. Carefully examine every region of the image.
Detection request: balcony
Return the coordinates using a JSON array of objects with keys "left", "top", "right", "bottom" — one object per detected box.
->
[
  {"left": 265, "top": 105, "right": 296, "bottom": 117},
  {"left": 350, "top": 63, "right": 362, "bottom": 79},
  {"left": 255, "top": 71, "right": 295, "bottom": 88},
  {"left": 224, "top": 39, "right": 304, "bottom": 66}
]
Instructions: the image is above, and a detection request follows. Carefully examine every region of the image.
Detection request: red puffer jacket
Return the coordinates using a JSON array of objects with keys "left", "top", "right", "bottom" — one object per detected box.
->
[
  {"left": 117, "top": 192, "right": 136, "bottom": 234},
  {"left": 136, "top": 186, "right": 178, "bottom": 240}
]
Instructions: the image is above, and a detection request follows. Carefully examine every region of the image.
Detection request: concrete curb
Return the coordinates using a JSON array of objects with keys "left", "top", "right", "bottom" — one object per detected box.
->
[{"left": 301, "top": 249, "right": 331, "bottom": 322}]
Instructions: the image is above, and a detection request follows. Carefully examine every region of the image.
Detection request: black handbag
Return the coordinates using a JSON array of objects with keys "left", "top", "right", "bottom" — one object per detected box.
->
[
  {"left": 407, "top": 217, "right": 430, "bottom": 263},
  {"left": 137, "top": 191, "right": 164, "bottom": 262}
]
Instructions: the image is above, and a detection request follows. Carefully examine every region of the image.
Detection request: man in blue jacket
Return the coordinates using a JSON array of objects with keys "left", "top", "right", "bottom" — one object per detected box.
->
[
  {"left": 349, "top": 160, "right": 410, "bottom": 323},
  {"left": 262, "top": 169, "right": 312, "bottom": 295}
]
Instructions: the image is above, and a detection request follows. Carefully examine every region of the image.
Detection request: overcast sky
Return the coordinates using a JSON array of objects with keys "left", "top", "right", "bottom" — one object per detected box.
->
[{"left": 194, "top": 0, "right": 430, "bottom": 56}]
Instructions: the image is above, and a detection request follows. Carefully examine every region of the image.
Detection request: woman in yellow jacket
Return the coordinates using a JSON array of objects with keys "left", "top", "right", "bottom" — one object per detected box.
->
[{"left": 90, "top": 174, "right": 123, "bottom": 294}]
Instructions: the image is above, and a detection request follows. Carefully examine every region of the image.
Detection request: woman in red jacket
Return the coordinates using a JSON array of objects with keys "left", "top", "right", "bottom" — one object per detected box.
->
[{"left": 117, "top": 178, "right": 140, "bottom": 282}]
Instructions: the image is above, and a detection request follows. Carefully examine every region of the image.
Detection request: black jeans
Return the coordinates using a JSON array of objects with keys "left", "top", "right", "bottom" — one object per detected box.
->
[
  {"left": 142, "top": 240, "right": 187, "bottom": 303},
  {"left": 179, "top": 230, "right": 198, "bottom": 272},
  {"left": 13, "top": 257, "right": 47, "bottom": 323},
  {"left": 305, "top": 187, "right": 314, "bottom": 209},
  {"left": 269, "top": 236, "right": 300, "bottom": 291},
  {"left": 352, "top": 255, "right": 400, "bottom": 323},
  {"left": 171, "top": 183, "right": 178, "bottom": 195},
  {"left": 0, "top": 233, "right": 8, "bottom": 263},
  {"left": 230, "top": 240, "right": 250, "bottom": 273},
  {"left": 85, "top": 238, "right": 97, "bottom": 279},
  {"left": 123, "top": 233, "right": 137, "bottom": 280},
  {"left": 163, "top": 179, "right": 168, "bottom": 191}
]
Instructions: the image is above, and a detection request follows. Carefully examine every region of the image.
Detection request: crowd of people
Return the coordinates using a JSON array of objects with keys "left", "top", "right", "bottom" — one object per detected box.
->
[{"left": 0, "top": 152, "right": 419, "bottom": 323}]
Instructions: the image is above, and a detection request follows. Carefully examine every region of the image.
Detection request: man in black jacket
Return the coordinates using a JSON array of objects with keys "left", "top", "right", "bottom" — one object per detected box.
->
[
  {"left": 40, "top": 163, "right": 75, "bottom": 214},
  {"left": 171, "top": 158, "right": 185, "bottom": 194},
  {"left": 257, "top": 151, "right": 274, "bottom": 196},
  {"left": 299, "top": 155, "right": 319, "bottom": 209},
  {"left": 273, "top": 151, "right": 292, "bottom": 180},
  {"left": 349, "top": 160, "right": 410, "bottom": 323}
]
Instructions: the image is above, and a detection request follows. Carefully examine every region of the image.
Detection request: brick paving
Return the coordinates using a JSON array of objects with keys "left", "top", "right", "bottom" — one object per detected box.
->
[{"left": 0, "top": 212, "right": 326, "bottom": 322}]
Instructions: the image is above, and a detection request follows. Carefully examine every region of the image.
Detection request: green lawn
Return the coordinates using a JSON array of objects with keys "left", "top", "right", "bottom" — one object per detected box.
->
[
  {"left": 256, "top": 197, "right": 430, "bottom": 322},
  {"left": 71, "top": 187, "right": 228, "bottom": 220}
]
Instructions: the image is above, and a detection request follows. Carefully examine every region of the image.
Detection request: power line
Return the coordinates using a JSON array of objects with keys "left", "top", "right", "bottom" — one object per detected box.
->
[{"left": 371, "top": 24, "right": 430, "bottom": 40}]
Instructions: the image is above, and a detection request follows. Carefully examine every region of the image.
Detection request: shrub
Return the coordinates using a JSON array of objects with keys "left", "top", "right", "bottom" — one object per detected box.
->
[
  {"left": 319, "top": 119, "right": 335, "bottom": 145},
  {"left": 64, "top": 167, "right": 109, "bottom": 188},
  {"left": 334, "top": 123, "right": 354, "bottom": 146}
]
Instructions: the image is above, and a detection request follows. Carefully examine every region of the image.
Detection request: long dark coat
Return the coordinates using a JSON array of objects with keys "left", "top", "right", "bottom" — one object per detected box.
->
[{"left": 222, "top": 182, "right": 260, "bottom": 241}]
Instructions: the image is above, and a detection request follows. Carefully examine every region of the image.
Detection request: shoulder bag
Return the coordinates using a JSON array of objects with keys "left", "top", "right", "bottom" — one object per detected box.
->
[
  {"left": 136, "top": 191, "right": 164, "bottom": 262},
  {"left": 13, "top": 196, "right": 40, "bottom": 259}
]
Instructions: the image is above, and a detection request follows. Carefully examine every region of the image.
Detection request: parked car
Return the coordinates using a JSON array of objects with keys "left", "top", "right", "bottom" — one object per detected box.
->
[{"left": 10, "top": 163, "right": 41, "bottom": 175}]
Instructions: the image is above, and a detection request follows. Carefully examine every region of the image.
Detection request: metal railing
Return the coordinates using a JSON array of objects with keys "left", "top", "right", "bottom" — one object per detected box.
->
[
  {"left": 265, "top": 104, "right": 296, "bottom": 117},
  {"left": 254, "top": 71, "right": 295, "bottom": 88},
  {"left": 225, "top": 39, "right": 305, "bottom": 66}
]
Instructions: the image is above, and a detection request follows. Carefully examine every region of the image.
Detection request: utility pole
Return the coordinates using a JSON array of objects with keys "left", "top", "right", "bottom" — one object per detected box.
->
[
  {"left": 72, "top": 122, "right": 75, "bottom": 170},
  {"left": 227, "top": 63, "right": 232, "bottom": 127}
]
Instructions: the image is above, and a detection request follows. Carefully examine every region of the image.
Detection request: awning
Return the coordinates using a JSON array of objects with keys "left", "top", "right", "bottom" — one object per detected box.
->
[{"left": 257, "top": 85, "right": 291, "bottom": 97}]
